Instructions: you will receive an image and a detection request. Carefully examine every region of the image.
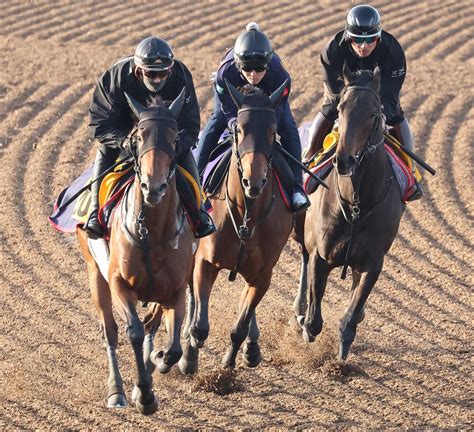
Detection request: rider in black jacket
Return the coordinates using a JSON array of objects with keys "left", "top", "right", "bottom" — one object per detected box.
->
[
  {"left": 85, "top": 36, "right": 216, "bottom": 238},
  {"left": 304, "top": 4, "right": 422, "bottom": 200}
]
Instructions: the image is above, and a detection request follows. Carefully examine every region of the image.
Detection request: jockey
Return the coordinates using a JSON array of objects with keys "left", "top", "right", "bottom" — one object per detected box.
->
[
  {"left": 304, "top": 4, "right": 422, "bottom": 201},
  {"left": 85, "top": 36, "right": 217, "bottom": 238},
  {"left": 195, "top": 22, "right": 310, "bottom": 212}
]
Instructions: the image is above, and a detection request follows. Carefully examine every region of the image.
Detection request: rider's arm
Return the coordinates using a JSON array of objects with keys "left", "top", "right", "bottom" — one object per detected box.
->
[
  {"left": 380, "top": 38, "right": 406, "bottom": 125},
  {"left": 88, "top": 66, "right": 129, "bottom": 148}
]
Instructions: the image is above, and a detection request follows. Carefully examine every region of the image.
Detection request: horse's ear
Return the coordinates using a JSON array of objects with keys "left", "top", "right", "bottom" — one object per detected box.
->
[
  {"left": 373, "top": 66, "right": 381, "bottom": 88},
  {"left": 343, "top": 61, "right": 354, "bottom": 84},
  {"left": 169, "top": 87, "right": 186, "bottom": 119},
  {"left": 270, "top": 78, "right": 289, "bottom": 107},
  {"left": 124, "top": 92, "right": 145, "bottom": 119},
  {"left": 225, "top": 79, "right": 244, "bottom": 108}
]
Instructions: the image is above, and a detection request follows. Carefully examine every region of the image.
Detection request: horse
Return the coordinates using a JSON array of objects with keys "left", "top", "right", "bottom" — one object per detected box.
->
[
  {"left": 294, "top": 66, "right": 405, "bottom": 360},
  {"left": 77, "top": 89, "right": 194, "bottom": 414},
  {"left": 179, "top": 80, "right": 294, "bottom": 373}
]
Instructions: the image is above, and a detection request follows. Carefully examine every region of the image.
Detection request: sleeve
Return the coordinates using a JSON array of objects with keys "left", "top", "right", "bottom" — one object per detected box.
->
[
  {"left": 88, "top": 68, "right": 129, "bottom": 148},
  {"left": 277, "top": 98, "right": 301, "bottom": 152},
  {"left": 215, "top": 70, "right": 238, "bottom": 123},
  {"left": 321, "top": 39, "right": 344, "bottom": 96},
  {"left": 176, "top": 70, "right": 201, "bottom": 152},
  {"left": 380, "top": 40, "right": 406, "bottom": 125}
]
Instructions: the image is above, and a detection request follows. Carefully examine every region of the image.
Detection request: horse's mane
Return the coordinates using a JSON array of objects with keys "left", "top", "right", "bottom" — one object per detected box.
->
[
  {"left": 148, "top": 94, "right": 166, "bottom": 108},
  {"left": 239, "top": 84, "right": 265, "bottom": 96},
  {"left": 347, "top": 69, "right": 375, "bottom": 87}
]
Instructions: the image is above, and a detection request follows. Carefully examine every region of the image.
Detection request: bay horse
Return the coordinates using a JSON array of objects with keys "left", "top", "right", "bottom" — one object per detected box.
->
[
  {"left": 179, "top": 81, "right": 294, "bottom": 373},
  {"left": 77, "top": 89, "right": 194, "bottom": 414},
  {"left": 294, "top": 66, "right": 405, "bottom": 360}
]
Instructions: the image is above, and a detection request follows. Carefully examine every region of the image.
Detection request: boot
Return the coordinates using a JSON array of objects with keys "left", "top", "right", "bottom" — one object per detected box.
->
[
  {"left": 391, "top": 119, "right": 423, "bottom": 201},
  {"left": 302, "top": 112, "right": 334, "bottom": 163},
  {"left": 292, "top": 184, "right": 310, "bottom": 212},
  {"left": 83, "top": 147, "right": 117, "bottom": 238},
  {"left": 179, "top": 150, "right": 217, "bottom": 238}
]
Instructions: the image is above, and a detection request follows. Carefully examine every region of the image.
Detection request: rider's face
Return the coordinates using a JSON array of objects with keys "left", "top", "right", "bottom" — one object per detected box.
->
[
  {"left": 240, "top": 68, "right": 267, "bottom": 85},
  {"left": 351, "top": 39, "right": 378, "bottom": 58}
]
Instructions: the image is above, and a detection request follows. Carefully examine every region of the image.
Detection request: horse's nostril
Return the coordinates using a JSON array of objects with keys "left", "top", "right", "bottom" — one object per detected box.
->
[
  {"left": 261, "top": 178, "right": 268, "bottom": 188},
  {"left": 242, "top": 178, "right": 250, "bottom": 189},
  {"left": 158, "top": 183, "right": 167, "bottom": 194},
  {"left": 141, "top": 182, "right": 149, "bottom": 192}
]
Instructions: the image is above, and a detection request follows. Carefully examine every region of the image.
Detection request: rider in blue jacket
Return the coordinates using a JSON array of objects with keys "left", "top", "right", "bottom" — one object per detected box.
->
[{"left": 195, "top": 23, "right": 310, "bottom": 212}]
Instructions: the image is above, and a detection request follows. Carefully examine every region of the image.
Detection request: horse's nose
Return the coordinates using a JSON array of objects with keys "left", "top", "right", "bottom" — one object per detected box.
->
[
  {"left": 334, "top": 154, "right": 356, "bottom": 176},
  {"left": 141, "top": 181, "right": 167, "bottom": 206},
  {"left": 241, "top": 176, "right": 266, "bottom": 198}
]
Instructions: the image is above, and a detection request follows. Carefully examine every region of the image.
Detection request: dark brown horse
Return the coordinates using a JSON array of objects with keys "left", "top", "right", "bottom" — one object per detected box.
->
[
  {"left": 77, "top": 89, "right": 194, "bottom": 414},
  {"left": 179, "top": 81, "right": 294, "bottom": 373},
  {"left": 294, "top": 67, "right": 405, "bottom": 360}
]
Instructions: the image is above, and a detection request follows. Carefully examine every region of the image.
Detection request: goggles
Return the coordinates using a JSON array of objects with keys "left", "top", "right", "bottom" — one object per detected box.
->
[
  {"left": 142, "top": 68, "right": 171, "bottom": 79},
  {"left": 241, "top": 64, "right": 267, "bottom": 73},
  {"left": 350, "top": 35, "right": 379, "bottom": 45}
]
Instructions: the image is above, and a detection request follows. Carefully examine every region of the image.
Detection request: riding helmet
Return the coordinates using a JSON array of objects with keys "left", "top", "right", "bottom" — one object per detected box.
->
[
  {"left": 133, "top": 36, "right": 174, "bottom": 71},
  {"left": 233, "top": 22, "right": 273, "bottom": 67},
  {"left": 345, "top": 5, "right": 381, "bottom": 37}
]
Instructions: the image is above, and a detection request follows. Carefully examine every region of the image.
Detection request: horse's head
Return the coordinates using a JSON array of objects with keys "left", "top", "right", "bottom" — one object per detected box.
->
[
  {"left": 226, "top": 79, "right": 288, "bottom": 199},
  {"left": 125, "top": 89, "right": 185, "bottom": 206},
  {"left": 334, "top": 64, "right": 384, "bottom": 176}
]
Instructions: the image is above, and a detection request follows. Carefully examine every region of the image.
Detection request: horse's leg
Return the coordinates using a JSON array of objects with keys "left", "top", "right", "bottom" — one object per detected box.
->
[
  {"left": 78, "top": 233, "right": 127, "bottom": 408},
  {"left": 111, "top": 279, "right": 158, "bottom": 415},
  {"left": 302, "top": 251, "right": 330, "bottom": 343},
  {"left": 142, "top": 303, "right": 163, "bottom": 376},
  {"left": 189, "top": 257, "right": 219, "bottom": 348},
  {"left": 349, "top": 270, "right": 365, "bottom": 323},
  {"left": 150, "top": 286, "right": 186, "bottom": 374},
  {"left": 242, "top": 310, "right": 261, "bottom": 367},
  {"left": 222, "top": 270, "right": 272, "bottom": 368},
  {"left": 179, "top": 283, "right": 200, "bottom": 374},
  {"left": 339, "top": 263, "right": 382, "bottom": 360},
  {"left": 293, "top": 246, "right": 309, "bottom": 328}
]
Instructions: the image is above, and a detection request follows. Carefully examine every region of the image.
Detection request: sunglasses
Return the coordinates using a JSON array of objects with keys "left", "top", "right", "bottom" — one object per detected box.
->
[
  {"left": 241, "top": 64, "right": 267, "bottom": 73},
  {"left": 350, "top": 35, "right": 379, "bottom": 45},
  {"left": 142, "top": 68, "right": 171, "bottom": 79}
]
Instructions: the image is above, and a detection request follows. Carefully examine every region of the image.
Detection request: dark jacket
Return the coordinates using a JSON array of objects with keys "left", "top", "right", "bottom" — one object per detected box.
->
[
  {"left": 321, "top": 29, "right": 406, "bottom": 125},
  {"left": 88, "top": 57, "right": 200, "bottom": 152}
]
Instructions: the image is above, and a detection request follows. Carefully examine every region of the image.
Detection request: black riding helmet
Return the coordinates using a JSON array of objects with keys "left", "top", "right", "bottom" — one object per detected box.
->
[
  {"left": 346, "top": 4, "right": 381, "bottom": 37},
  {"left": 233, "top": 22, "right": 273, "bottom": 68},
  {"left": 134, "top": 36, "right": 174, "bottom": 71}
]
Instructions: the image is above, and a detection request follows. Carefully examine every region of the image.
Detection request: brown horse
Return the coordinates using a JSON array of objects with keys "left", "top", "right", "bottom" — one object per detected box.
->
[
  {"left": 179, "top": 81, "right": 294, "bottom": 373},
  {"left": 77, "top": 89, "right": 194, "bottom": 414},
  {"left": 294, "top": 67, "right": 405, "bottom": 360}
]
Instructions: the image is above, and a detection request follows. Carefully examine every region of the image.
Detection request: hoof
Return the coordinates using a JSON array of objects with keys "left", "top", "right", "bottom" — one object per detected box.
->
[
  {"left": 190, "top": 335, "right": 204, "bottom": 349},
  {"left": 178, "top": 356, "right": 199, "bottom": 375},
  {"left": 296, "top": 315, "right": 305, "bottom": 326},
  {"left": 107, "top": 393, "right": 127, "bottom": 408},
  {"left": 242, "top": 342, "right": 261, "bottom": 368},
  {"left": 302, "top": 326, "right": 316, "bottom": 343},
  {"left": 150, "top": 349, "right": 182, "bottom": 374},
  {"left": 222, "top": 347, "right": 237, "bottom": 369},
  {"left": 179, "top": 343, "right": 199, "bottom": 375},
  {"left": 131, "top": 385, "right": 158, "bottom": 416}
]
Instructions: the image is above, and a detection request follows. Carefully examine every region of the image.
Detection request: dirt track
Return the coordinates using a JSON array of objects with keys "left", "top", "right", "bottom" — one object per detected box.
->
[{"left": 0, "top": 1, "right": 472, "bottom": 429}]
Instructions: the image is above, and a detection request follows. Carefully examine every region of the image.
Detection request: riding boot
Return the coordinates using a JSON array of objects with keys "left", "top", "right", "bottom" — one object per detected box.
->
[
  {"left": 178, "top": 149, "right": 217, "bottom": 238},
  {"left": 83, "top": 146, "right": 118, "bottom": 238},
  {"left": 391, "top": 119, "right": 423, "bottom": 201},
  {"left": 302, "top": 112, "right": 334, "bottom": 163}
]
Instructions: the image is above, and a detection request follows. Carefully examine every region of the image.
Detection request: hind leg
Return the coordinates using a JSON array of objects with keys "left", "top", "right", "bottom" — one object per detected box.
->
[
  {"left": 150, "top": 286, "right": 186, "bottom": 374},
  {"left": 302, "top": 251, "right": 330, "bottom": 342},
  {"left": 189, "top": 257, "right": 219, "bottom": 348},
  {"left": 339, "top": 262, "right": 382, "bottom": 360},
  {"left": 78, "top": 231, "right": 127, "bottom": 408},
  {"left": 222, "top": 270, "right": 271, "bottom": 368},
  {"left": 242, "top": 310, "right": 261, "bottom": 367},
  {"left": 179, "top": 284, "right": 200, "bottom": 374},
  {"left": 142, "top": 303, "right": 163, "bottom": 375},
  {"left": 293, "top": 246, "right": 309, "bottom": 328}
]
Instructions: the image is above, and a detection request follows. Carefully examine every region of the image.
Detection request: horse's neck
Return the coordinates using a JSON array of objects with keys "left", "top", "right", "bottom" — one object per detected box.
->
[
  {"left": 338, "top": 143, "right": 390, "bottom": 205},
  {"left": 127, "top": 178, "right": 179, "bottom": 240}
]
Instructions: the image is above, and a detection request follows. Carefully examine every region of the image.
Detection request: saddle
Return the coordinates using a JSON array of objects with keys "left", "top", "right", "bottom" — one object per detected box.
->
[{"left": 303, "top": 128, "right": 422, "bottom": 202}]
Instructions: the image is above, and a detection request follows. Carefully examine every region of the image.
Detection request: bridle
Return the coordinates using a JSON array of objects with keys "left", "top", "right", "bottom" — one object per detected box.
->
[{"left": 226, "top": 106, "right": 277, "bottom": 282}]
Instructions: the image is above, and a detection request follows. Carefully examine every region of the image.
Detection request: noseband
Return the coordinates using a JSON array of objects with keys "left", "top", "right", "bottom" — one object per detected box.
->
[{"left": 131, "top": 113, "right": 179, "bottom": 186}]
